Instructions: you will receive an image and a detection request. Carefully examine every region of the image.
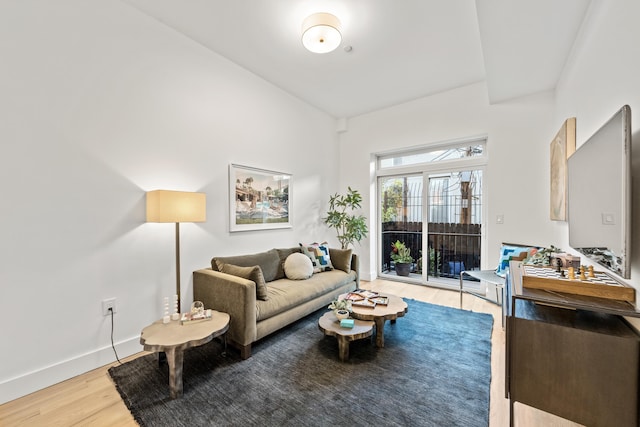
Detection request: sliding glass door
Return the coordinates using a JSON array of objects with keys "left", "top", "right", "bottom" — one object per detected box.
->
[
  {"left": 377, "top": 141, "right": 485, "bottom": 289},
  {"left": 379, "top": 174, "right": 423, "bottom": 279},
  {"left": 425, "top": 170, "right": 482, "bottom": 284}
]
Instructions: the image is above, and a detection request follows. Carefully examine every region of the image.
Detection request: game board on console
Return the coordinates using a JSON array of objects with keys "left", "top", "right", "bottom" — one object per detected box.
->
[{"left": 522, "top": 265, "right": 635, "bottom": 302}]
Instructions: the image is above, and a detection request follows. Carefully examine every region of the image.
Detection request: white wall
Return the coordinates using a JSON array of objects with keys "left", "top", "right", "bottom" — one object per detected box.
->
[
  {"left": 338, "top": 82, "right": 557, "bottom": 280},
  {"left": 338, "top": 0, "right": 640, "bottom": 309},
  {"left": 5, "top": 0, "right": 640, "bottom": 406},
  {"left": 555, "top": 0, "right": 640, "bottom": 304},
  {"left": 0, "top": 1, "right": 339, "bottom": 403}
]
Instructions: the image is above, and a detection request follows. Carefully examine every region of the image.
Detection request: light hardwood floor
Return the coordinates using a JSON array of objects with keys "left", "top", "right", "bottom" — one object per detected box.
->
[{"left": 0, "top": 279, "right": 582, "bottom": 427}]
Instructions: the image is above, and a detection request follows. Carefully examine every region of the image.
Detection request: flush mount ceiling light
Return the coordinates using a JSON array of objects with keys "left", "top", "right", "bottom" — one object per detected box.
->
[{"left": 301, "top": 12, "right": 342, "bottom": 54}]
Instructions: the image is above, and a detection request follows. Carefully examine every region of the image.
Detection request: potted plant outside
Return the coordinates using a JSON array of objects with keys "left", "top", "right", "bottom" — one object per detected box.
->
[
  {"left": 324, "top": 187, "right": 369, "bottom": 250},
  {"left": 391, "top": 240, "right": 414, "bottom": 276}
]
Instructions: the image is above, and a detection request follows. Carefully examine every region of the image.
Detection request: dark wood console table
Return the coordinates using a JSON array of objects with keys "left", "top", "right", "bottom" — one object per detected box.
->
[{"left": 506, "top": 261, "right": 640, "bottom": 427}]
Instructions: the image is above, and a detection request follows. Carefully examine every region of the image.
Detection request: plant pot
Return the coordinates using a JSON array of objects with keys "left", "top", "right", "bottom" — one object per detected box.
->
[
  {"left": 335, "top": 309, "right": 350, "bottom": 320},
  {"left": 395, "top": 263, "right": 411, "bottom": 276}
]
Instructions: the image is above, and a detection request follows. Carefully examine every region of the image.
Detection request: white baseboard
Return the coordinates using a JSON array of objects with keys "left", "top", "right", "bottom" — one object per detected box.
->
[
  {"left": 0, "top": 336, "right": 141, "bottom": 405},
  {"left": 361, "top": 270, "right": 375, "bottom": 282}
]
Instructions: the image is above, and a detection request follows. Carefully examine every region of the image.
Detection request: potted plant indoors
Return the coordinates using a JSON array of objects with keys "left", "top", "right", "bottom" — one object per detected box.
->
[
  {"left": 391, "top": 240, "right": 414, "bottom": 276},
  {"left": 324, "top": 187, "right": 369, "bottom": 249},
  {"left": 328, "top": 299, "right": 352, "bottom": 320}
]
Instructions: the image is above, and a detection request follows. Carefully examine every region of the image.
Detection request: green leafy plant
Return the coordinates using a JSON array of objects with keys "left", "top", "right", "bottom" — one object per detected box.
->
[
  {"left": 324, "top": 187, "right": 369, "bottom": 250},
  {"left": 525, "top": 245, "right": 561, "bottom": 266},
  {"left": 328, "top": 299, "right": 352, "bottom": 312},
  {"left": 429, "top": 247, "right": 441, "bottom": 277},
  {"left": 381, "top": 179, "right": 403, "bottom": 222},
  {"left": 391, "top": 240, "right": 414, "bottom": 264},
  {"left": 416, "top": 250, "right": 423, "bottom": 273}
]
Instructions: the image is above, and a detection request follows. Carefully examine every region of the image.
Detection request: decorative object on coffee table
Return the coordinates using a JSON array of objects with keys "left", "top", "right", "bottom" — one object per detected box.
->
[
  {"left": 352, "top": 298, "right": 377, "bottom": 308},
  {"left": 139, "top": 310, "right": 229, "bottom": 399},
  {"left": 335, "top": 309, "right": 349, "bottom": 320},
  {"left": 318, "top": 311, "right": 373, "bottom": 361},
  {"left": 328, "top": 298, "right": 352, "bottom": 319},
  {"left": 369, "top": 295, "right": 389, "bottom": 305},
  {"left": 347, "top": 293, "right": 408, "bottom": 347}
]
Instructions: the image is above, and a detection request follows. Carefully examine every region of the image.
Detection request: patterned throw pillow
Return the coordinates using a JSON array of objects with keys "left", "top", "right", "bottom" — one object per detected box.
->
[
  {"left": 299, "top": 242, "right": 334, "bottom": 273},
  {"left": 495, "top": 245, "right": 536, "bottom": 278}
]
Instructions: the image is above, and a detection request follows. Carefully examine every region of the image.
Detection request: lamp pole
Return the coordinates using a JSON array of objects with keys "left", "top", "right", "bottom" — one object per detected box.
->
[{"left": 175, "top": 222, "right": 181, "bottom": 311}]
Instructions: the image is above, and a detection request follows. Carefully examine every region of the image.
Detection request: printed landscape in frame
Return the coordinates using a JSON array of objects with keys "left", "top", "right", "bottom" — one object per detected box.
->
[
  {"left": 550, "top": 117, "right": 576, "bottom": 221},
  {"left": 229, "top": 164, "right": 291, "bottom": 232}
]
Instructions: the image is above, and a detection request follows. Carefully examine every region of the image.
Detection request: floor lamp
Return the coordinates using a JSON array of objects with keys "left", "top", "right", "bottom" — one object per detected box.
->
[{"left": 146, "top": 190, "right": 206, "bottom": 312}]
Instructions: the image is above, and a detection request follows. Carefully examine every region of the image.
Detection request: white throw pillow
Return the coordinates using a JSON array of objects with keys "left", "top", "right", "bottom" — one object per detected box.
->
[{"left": 284, "top": 252, "right": 314, "bottom": 280}]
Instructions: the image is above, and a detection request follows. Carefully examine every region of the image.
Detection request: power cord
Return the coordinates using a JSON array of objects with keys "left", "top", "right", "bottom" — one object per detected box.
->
[{"left": 109, "top": 307, "right": 123, "bottom": 365}]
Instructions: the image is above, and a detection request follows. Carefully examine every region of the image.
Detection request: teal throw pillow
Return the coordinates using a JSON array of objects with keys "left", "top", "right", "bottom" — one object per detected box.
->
[{"left": 495, "top": 245, "right": 535, "bottom": 278}]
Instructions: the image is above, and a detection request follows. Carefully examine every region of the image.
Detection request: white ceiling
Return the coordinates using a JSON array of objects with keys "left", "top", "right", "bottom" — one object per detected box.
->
[{"left": 122, "top": 0, "right": 592, "bottom": 119}]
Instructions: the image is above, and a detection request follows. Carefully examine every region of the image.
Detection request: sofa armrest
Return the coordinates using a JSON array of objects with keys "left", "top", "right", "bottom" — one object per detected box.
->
[
  {"left": 193, "top": 268, "right": 257, "bottom": 347},
  {"left": 351, "top": 253, "right": 360, "bottom": 289}
]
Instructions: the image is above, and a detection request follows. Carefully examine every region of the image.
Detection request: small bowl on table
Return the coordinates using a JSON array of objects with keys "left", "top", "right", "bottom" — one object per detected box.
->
[{"left": 335, "top": 309, "right": 350, "bottom": 321}]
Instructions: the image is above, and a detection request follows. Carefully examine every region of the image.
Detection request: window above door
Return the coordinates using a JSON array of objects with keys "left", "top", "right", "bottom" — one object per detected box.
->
[{"left": 378, "top": 139, "right": 486, "bottom": 170}]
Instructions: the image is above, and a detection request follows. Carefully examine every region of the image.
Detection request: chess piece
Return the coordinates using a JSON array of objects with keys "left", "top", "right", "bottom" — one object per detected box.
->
[
  {"left": 568, "top": 267, "right": 575, "bottom": 280},
  {"left": 579, "top": 266, "right": 587, "bottom": 281},
  {"left": 554, "top": 258, "right": 565, "bottom": 278},
  {"left": 588, "top": 265, "right": 595, "bottom": 278}
]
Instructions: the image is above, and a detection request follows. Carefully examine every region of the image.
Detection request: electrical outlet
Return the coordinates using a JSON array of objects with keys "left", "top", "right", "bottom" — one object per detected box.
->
[{"left": 102, "top": 298, "right": 116, "bottom": 316}]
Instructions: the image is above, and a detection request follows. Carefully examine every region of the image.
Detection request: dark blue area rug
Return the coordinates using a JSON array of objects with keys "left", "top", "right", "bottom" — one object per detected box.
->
[{"left": 109, "top": 300, "right": 493, "bottom": 426}]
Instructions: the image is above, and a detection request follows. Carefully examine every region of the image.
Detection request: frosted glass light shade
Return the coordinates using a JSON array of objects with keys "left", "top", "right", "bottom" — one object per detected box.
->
[
  {"left": 146, "top": 190, "right": 206, "bottom": 223},
  {"left": 302, "top": 13, "right": 342, "bottom": 54}
]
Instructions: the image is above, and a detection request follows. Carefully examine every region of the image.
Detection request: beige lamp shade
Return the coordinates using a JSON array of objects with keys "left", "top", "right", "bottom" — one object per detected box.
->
[
  {"left": 302, "top": 12, "right": 342, "bottom": 54},
  {"left": 146, "top": 190, "right": 206, "bottom": 223}
]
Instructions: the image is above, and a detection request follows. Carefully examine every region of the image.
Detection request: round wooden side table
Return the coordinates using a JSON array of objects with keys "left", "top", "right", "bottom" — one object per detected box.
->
[
  {"left": 140, "top": 311, "right": 230, "bottom": 399},
  {"left": 318, "top": 311, "right": 374, "bottom": 362},
  {"left": 347, "top": 294, "right": 408, "bottom": 348}
]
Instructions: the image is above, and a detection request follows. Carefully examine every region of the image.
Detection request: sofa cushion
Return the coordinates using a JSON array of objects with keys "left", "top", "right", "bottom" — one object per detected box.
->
[
  {"left": 275, "top": 247, "right": 301, "bottom": 280},
  {"left": 300, "top": 242, "right": 333, "bottom": 273},
  {"left": 329, "top": 248, "right": 352, "bottom": 273},
  {"left": 256, "top": 270, "right": 357, "bottom": 321},
  {"left": 212, "top": 248, "right": 280, "bottom": 282},
  {"left": 495, "top": 244, "right": 537, "bottom": 278},
  {"left": 284, "top": 253, "right": 314, "bottom": 280},
  {"left": 220, "top": 263, "right": 269, "bottom": 301}
]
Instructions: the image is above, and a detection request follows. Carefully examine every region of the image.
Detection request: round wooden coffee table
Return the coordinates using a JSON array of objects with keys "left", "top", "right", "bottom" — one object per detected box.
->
[
  {"left": 318, "top": 311, "right": 374, "bottom": 362},
  {"left": 347, "top": 294, "right": 408, "bottom": 348},
  {"left": 140, "top": 311, "right": 230, "bottom": 399}
]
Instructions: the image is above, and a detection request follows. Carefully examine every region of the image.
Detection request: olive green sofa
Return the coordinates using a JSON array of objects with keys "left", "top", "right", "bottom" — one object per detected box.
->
[{"left": 193, "top": 247, "right": 358, "bottom": 359}]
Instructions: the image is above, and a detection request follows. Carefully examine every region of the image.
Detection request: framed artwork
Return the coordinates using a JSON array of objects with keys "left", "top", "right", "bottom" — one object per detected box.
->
[
  {"left": 229, "top": 164, "right": 291, "bottom": 232},
  {"left": 550, "top": 117, "right": 576, "bottom": 221}
]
